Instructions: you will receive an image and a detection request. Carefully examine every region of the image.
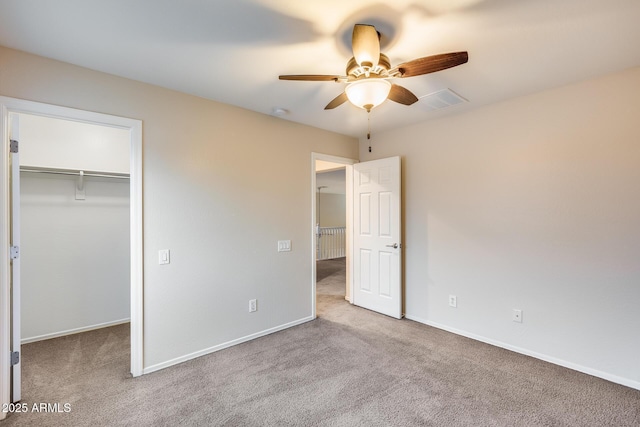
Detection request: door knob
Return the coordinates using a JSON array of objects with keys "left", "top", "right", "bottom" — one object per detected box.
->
[{"left": 385, "top": 243, "right": 399, "bottom": 249}]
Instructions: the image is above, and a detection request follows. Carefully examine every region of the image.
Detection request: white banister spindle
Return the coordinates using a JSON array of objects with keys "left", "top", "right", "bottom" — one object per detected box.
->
[{"left": 316, "top": 226, "right": 346, "bottom": 260}]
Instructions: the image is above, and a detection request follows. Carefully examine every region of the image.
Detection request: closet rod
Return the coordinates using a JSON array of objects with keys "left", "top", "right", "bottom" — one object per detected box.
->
[{"left": 20, "top": 167, "right": 129, "bottom": 180}]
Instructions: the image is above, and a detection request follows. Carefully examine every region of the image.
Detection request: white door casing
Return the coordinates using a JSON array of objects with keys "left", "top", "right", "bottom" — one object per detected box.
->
[
  {"left": 0, "top": 97, "right": 143, "bottom": 419},
  {"left": 353, "top": 156, "right": 402, "bottom": 319},
  {"left": 9, "top": 113, "right": 21, "bottom": 402}
]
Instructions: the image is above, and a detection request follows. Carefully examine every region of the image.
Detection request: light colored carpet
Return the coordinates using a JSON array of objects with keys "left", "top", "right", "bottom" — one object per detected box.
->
[{"left": 4, "top": 258, "right": 639, "bottom": 426}]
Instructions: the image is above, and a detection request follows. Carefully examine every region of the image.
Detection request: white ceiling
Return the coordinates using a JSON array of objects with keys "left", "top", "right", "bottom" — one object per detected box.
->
[{"left": 1, "top": 0, "right": 639, "bottom": 138}]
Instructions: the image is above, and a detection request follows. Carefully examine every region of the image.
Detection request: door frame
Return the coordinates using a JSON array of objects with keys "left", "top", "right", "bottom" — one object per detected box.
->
[
  {"left": 311, "top": 152, "right": 356, "bottom": 317},
  {"left": 0, "top": 97, "right": 143, "bottom": 414}
]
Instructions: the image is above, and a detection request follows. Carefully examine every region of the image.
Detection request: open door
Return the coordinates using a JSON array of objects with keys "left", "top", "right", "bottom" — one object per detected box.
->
[
  {"left": 353, "top": 156, "right": 402, "bottom": 319},
  {"left": 9, "top": 113, "right": 21, "bottom": 402}
]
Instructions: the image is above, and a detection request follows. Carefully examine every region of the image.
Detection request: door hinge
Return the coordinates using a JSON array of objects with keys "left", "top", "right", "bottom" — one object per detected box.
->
[
  {"left": 10, "top": 139, "right": 19, "bottom": 153},
  {"left": 11, "top": 351, "right": 19, "bottom": 366},
  {"left": 10, "top": 246, "right": 19, "bottom": 260}
]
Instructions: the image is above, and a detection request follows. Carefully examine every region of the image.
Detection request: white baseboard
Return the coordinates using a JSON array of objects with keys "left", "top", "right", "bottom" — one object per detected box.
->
[
  {"left": 143, "top": 316, "right": 316, "bottom": 375},
  {"left": 404, "top": 314, "right": 640, "bottom": 391},
  {"left": 21, "top": 318, "right": 131, "bottom": 344}
]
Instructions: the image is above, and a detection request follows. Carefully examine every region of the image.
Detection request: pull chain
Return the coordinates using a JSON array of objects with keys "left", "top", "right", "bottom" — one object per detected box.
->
[{"left": 367, "top": 110, "right": 372, "bottom": 153}]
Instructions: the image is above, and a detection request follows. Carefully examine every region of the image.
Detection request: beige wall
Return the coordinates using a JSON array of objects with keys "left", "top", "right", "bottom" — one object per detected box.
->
[
  {"left": 360, "top": 67, "right": 640, "bottom": 387},
  {"left": 0, "top": 46, "right": 358, "bottom": 369}
]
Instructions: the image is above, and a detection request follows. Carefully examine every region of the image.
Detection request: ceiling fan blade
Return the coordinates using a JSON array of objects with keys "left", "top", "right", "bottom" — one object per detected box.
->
[
  {"left": 392, "top": 52, "right": 468, "bottom": 78},
  {"left": 388, "top": 84, "right": 419, "bottom": 106},
  {"left": 352, "top": 24, "right": 380, "bottom": 68},
  {"left": 324, "top": 92, "right": 348, "bottom": 110},
  {"left": 279, "top": 75, "right": 341, "bottom": 82}
]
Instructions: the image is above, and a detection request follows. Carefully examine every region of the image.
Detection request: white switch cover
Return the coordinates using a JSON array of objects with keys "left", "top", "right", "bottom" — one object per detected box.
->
[
  {"left": 159, "top": 249, "right": 170, "bottom": 265},
  {"left": 278, "top": 240, "right": 291, "bottom": 252}
]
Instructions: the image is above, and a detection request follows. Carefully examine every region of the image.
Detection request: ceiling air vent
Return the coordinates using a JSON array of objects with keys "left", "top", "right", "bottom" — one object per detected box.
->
[{"left": 419, "top": 89, "right": 467, "bottom": 111}]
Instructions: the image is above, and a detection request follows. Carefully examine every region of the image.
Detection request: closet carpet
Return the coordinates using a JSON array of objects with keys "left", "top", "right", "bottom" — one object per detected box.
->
[{"left": 4, "top": 257, "right": 639, "bottom": 426}]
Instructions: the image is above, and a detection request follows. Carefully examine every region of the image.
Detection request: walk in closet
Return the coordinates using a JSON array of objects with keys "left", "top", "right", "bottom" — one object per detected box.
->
[{"left": 18, "top": 113, "right": 130, "bottom": 343}]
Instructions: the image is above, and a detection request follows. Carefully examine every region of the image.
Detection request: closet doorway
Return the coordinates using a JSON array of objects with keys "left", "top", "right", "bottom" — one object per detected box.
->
[
  {"left": 19, "top": 113, "right": 131, "bottom": 343},
  {"left": 0, "top": 97, "right": 143, "bottom": 410}
]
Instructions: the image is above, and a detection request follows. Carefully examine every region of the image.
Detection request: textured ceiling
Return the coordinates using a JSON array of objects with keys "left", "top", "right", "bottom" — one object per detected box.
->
[{"left": 1, "top": 0, "right": 639, "bottom": 138}]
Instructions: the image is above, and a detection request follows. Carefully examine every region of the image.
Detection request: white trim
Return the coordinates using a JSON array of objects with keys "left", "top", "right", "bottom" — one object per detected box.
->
[
  {"left": 143, "top": 316, "right": 315, "bottom": 375},
  {"left": 311, "top": 152, "right": 357, "bottom": 317},
  {"left": 0, "top": 104, "right": 10, "bottom": 421},
  {"left": 128, "top": 117, "right": 143, "bottom": 378},
  {"left": 9, "top": 114, "right": 21, "bottom": 401},
  {"left": 405, "top": 314, "right": 640, "bottom": 391},
  {"left": 0, "top": 97, "right": 144, "bottom": 417},
  {"left": 345, "top": 163, "right": 354, "bottom": 304},
  {"left": 21, "top": 319, "right": 131, "bottom": 344},
  {"left": 314, "top": 153, "right": 358, "bottom": 166}
]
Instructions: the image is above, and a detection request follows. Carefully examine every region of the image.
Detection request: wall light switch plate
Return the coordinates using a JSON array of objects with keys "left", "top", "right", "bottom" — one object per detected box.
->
[
  {"left": 278, "top": 240, "right": 291, "bottom": 252},
  {"left": 159, "top": 249, "right": 170, "bottom": 265}
]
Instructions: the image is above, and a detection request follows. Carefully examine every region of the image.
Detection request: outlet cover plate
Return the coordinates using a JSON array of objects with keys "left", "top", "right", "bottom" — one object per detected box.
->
[
  {"left": 513, "top": 309, "right": 523, "bottom": 323},
  {"left": 449, "top": 295, "right": 457, "bottom": 308}
]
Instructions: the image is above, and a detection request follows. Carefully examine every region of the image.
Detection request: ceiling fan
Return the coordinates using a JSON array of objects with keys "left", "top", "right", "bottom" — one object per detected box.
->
[{"left": 279, "top": 24, "right": 468, "bottom": 112}]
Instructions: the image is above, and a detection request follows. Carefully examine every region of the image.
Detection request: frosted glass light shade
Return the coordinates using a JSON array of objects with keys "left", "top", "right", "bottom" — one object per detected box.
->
[{"left": 345, "top": 79, "right": 392, "bottom": 111}]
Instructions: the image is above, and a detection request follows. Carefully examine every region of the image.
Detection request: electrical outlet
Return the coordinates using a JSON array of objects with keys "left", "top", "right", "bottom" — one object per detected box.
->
[
  {"left": 249, "top": 299, "right": 257, "bottom": 313},
  {"left": 513, "top": 309, "right": 522, "bottom": 323},
  {"left": 449, "top": 295, "right": 457, "bottom": 308}
]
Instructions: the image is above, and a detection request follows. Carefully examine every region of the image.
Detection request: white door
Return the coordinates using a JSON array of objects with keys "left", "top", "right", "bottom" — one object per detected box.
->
[
  {"left": 353, "top": 156, "right": 402, "bottom": 319},
  {"left": 9, "top": 113, "right": 21, "bottom": 402}
]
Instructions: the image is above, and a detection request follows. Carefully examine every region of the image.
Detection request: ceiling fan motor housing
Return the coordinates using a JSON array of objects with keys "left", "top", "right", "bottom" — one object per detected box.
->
[{"left": 347, "top": 53, "right": 391, "bottom": 79}]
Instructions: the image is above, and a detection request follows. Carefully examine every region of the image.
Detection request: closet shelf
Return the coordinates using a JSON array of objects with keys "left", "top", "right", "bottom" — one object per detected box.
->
[{"left": 20, "top": 166, "right": 129, "bottom": 180}]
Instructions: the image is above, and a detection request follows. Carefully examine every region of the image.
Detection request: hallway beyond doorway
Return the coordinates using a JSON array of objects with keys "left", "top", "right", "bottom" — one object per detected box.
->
[{"left": 316, "top": 257, "right": 346, "bottom": 317}]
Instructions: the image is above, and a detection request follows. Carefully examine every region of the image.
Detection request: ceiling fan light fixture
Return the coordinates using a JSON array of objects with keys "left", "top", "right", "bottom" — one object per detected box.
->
[{"left": 345, "top": 79, "right": 391, "bottom": 111}]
